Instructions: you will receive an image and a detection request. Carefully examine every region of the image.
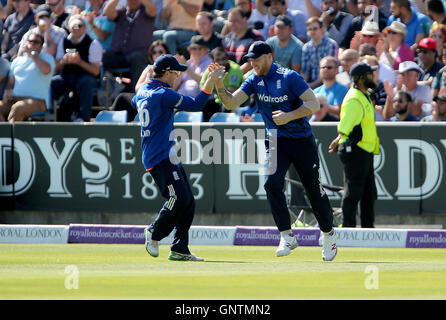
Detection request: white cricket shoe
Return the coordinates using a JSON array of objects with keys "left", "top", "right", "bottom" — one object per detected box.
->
[
  {"left": 321, "top": 229, "right": 338, "bottom": 261},
  {"left": 275, "top": 234, "right": 298, "bottom": 257},
  {"left": 144, "top": 227, "right": 159, "bottom": 257}
]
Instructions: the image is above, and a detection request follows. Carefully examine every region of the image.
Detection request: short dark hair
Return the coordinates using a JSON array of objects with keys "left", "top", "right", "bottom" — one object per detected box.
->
[
  {"left": 197, "top": 11, "right": 214, "bottom": 22},
  {"left": 396, "top": 90, "right": 413, "bottom": 103},
  {"left": 391, "top": 0, "right": 411, "bottom": 11},
  {"left": 211, "top": 46, "right": 227, "bottom": 59},
  {"left": 29, "top": 33, "right": 44, "bottom": 44},
  {"left": 426, "top": 0, "right": 445, "bottom": 14}
]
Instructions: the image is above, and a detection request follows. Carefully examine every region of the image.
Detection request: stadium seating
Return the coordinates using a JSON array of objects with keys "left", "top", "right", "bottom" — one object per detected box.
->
[
  {"left": 209, "top": 112, "right": 240, "bottom": 123},
  {"left": 95, "top": 110, "right": 128, "bottom": 123},
  {"left": 174, "top": 111, "right": 203, "bottom": 122}
]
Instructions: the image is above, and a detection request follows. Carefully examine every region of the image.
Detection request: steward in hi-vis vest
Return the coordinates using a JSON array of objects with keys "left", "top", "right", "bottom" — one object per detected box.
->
[{"left": 329, "top": 62, "right": 380, "bottom": 228}]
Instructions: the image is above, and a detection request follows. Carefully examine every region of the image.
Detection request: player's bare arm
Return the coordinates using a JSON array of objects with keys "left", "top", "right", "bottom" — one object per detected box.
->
[
  {"left": 201, "top": 63, "right": 225, "bottom": 93},
  {"left": 272, "top": 88, "right": 320, "bottom": 126},
  {"left": 214, "top": 78, "right": 249, "bottom": 111}
]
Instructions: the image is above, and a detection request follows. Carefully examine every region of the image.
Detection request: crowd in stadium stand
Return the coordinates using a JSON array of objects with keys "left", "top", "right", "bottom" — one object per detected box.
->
[{"left": 0, "top": 0, "right": 446, "bottom": 123}]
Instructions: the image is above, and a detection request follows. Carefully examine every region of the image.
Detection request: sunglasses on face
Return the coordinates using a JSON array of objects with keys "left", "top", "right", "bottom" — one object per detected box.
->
[
  {"left": 28, "top": 39, "right": 42, "bottom": 45},
  {"left": 393, "top": 98, "right": 405, "bottom": 103},
  {"left": 417, "top": 49, "right": 432, "bottom": 54},
  {"left": 48, "top": 0, "right": 62, "bottom": 6},
  {"left": 321, "top": 66, "right": 334, "bottom": 70},
  {"left": 363, "top": 34, "right": 376, "bottom": 38}
]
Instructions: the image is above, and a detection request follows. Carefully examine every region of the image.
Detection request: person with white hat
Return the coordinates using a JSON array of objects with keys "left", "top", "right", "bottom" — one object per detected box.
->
[
  {"left": 378, "top": 20, "right": 415, "bottom": 71},
  {"left": 382, "top": 60, "right": 433, "bottom": 119}
]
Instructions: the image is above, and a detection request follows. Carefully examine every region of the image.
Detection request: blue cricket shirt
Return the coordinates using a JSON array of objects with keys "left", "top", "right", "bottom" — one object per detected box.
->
[
  {"left": 132, "top": 79, "right": 211, "bottom": 170},
  {"left": 240, "top": 63, "right": 313, "bottom": 138}
]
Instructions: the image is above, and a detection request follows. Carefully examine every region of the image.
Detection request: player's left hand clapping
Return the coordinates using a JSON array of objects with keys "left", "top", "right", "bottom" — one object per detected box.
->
[
  {"left": 272, "top": 110, "right": 291, "bottom": 126},
  {"left": 207, "top": 63, "right": 226, "bottom": 82}
]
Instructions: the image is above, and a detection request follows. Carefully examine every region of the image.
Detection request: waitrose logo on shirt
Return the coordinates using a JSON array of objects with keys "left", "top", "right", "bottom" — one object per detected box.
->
[{"left": 257, "top": 94, "right": 289, "bottom": 103}]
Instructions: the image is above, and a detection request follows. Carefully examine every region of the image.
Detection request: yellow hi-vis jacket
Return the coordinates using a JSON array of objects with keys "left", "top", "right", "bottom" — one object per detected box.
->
[{"left": 338, "top": 87, "right": 380, "bottom": 154}]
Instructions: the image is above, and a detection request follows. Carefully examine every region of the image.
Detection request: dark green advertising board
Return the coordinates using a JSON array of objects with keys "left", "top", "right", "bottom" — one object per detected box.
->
[{"left": 1, "top": 122, "right": 446, "bottom": 215}]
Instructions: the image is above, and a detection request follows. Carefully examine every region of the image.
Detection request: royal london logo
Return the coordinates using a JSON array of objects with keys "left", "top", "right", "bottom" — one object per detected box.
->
[{"left": 257, "top": 93, "right": 289, "bottom": 103}]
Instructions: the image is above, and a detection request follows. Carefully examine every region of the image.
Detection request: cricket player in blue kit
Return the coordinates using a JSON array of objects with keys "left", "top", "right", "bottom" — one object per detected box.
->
[
  {"left": 214, "top": 42, "right": 338, "bottom": 261},
  {"left": 133, "top": 54, "right": 222, "bottom": 261}
]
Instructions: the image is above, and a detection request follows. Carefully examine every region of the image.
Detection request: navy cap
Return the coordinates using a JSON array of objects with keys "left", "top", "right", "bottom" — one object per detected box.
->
[
  {"left": 153, "top": 54, "right": 188, "bottom": 73},
  {"left": 349, "top": 62, "right": 378, "bottom": 78},
  {"left": 245, "top": 41, "right": 273, "bottom": 60}
]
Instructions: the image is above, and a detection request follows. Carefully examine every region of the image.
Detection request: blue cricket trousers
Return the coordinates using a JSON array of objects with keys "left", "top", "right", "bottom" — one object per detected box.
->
[
  {"left": 264, "top": 135, "right": 334, "bottom": 233},
  {"left": 147, "top": 158, "right": 195, "bottom": 254}
]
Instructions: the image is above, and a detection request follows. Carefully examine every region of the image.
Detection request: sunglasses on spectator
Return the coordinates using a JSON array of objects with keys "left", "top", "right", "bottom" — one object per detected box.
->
[
  {"left": 363, "top": 34, "right": 376, "bottom": 38},
  {"left": 28, "top": 39, "right": 43, "bottom": 45},
  {"left": 321, "top": 66, "right": 334, "bottom": 70},
  {"left": 393, "top": 98, "right": 405, "bottom": 103},
  {"left": 48, "top": 0, "right": 62, "bottom": 6},
  {"left": 416, "top": 48, "right": 432, "bottom": 54},
  {"left": 72, "top": 24, "right": 85, "bottom": 29}
]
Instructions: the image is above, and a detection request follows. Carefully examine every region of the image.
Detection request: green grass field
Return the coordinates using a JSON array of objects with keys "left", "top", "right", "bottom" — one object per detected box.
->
[{"left": 0, "top": 244, "right": 445, "bottom": 299}]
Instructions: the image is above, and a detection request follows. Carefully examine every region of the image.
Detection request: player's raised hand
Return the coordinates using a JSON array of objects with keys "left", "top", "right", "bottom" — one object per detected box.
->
[
  {"left": 207, "top": 63, "right": 226, "bottom": 82},
  {"left": 272, "top": 110, "right": 291, "bottom": 126}
]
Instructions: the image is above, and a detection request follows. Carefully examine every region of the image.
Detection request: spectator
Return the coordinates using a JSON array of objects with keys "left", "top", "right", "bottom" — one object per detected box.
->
[
  {"left": 421, "top": 94, "right": 446, "bottom": 121},
  {"left": 46, "top": 0, "right": 70, "bottom": 32},
  {"left": 248, "top": 0, "right": 272, "bottom": 40},
  {"left": 429, "top": 23, "right": 446, "bottom": 63},
  {"left": 336, "top": 48, "right": 359, "bottom": 88},
  {"left": 1, "top": 0, "right": 35, "bottom": 61},
  {"left": 18, "top": 4, "right": 67, "bottom": 58},
  {"left": 200, "top": 46, "right": 244, "bottom": 121},
  {"left": 383, "top": 60, "right": 433, "bottom": 119},
  {"left": 361, "top": 54, "right": 388, "bottom": 120},
  {"left": 310, "top": 93, "right": 339, "bottom": 121},
  {"left": 64, "top": 0, "right": 88, "bottom": 12},
  {"left": 195, "top": 11, "right": 223, "bottom": 51},
  {"left": 314, "top": 56, "right": 349, "bottom": 117},
  {"left": 222, "top": 7, "right": 264, "bottom": 73},
  {"left": 52, "top": 14, "right": 103, "bottom": 122},
  {"left": 154, "top": 0, "right": 203, "bottom": 54},
  {"left": 389, "top": 90, "right": 420, "bottom": 121},
  {"left": 287, "top": 0, "right": 322, "bottom": 21},
  {"left": 81, "top": 0, "right": 116, "bottom": 51},
  {"left": 426, "top": 0, "right": 446, "bottom": 29},
  {"left": 301, "top": 16, "right": 339, "bottom": 89},
  {"left": 111, "top": 40, "right": 170, "bottom": 122},
  {"left": 416, "top": 37, "right": 443, "bottom": 86},
  {"left": 0, "top": 33, "right": 54, "bottom": 122},
  {"left": 264, "top": 0, "right": 308, "bottom": 42},
  {"left": 265, "top": 15, "right": 303, "bottom": 72},
  {"left": 341, "top": 1, "right": 388, "bottom": 50},
  {"left": 387, "top": 0, "right": 431, "bottom": 49},
  {"left": 378, "top": 21, "right": 414, "bottom": 71},
  {"left": 432, "top": 43, "right": 446, "bottom": 96},
  {"left": 174, "top": 35, "right": 212, "bottom": 97},
  {"left": 103, "top": 0, "right": 156, "bottom": 93},
  {"left": 349, "top": 21, "right": 381, "bottom": 52},
  {"left": 320, "top": 0, "right": 354, "bottom": 46},
  {"left": 0, "top": 57, "right": 9, "bottom": 98}
]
